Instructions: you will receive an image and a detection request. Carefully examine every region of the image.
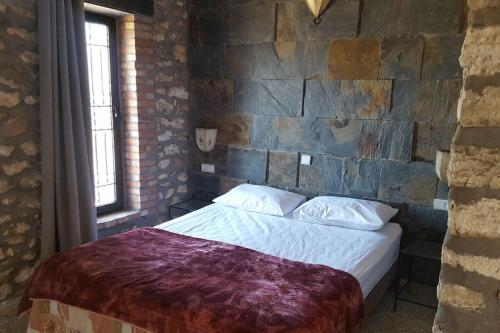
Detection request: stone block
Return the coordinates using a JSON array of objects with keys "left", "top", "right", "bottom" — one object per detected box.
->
[
  {"left": 212, "top": 115, "right": 251, "bottom": 147},
  {"left": 219, "top": 175, "right": 248, "bottom": 194},
  {"left": 340, "top": 80, "right": 392, "bottom": 119},
  {"left": 304, "top": 80, "right": 341, "bottom": 118},
  {"left": 431, "top": 123, "right": 456, "bottom": 151},
  {"left": 233, "top": 80, "right": 260, "bottom": 114},
  {"left": 379, "top": 37, "right": 424, "bottom": 80},
  {"left": 303, "top": 40, "right": 329, "bottom": 79},
  {"left": 357, "top": 121, "right": 380, "bottom": 159},
  {"left": 260, "top": 80, "right": 303, "bottom": 116},
  {"left": 304, "top": 80, "right": 392, "bottom": 119},
  {"left": 405, "top": 0, "right": 464, "bottom": 35},
  {"left": 225, "top": 4, "right": 275, "bottom": 44},
  {"left": 251, "top": 115, "right": 279, "bottom": 149},
  {"left": 278, "top": 117, "right": 322, "bottom": 152},
  {"left": 448, "top": 187, "right": 500, "bottom": 239},
  {"left": 189, "top": 80, "right": 233, "bottom": 116},
  {"left": 449, "top": 144, "right": 500, "bottom": 189},
  {"left": 412, "top": 123, "right": 434, "bottom": 162},
  {"left": 438, "top": 283, "right": 485, "bottom": 312},
  {"left": 390, "top": 80, "right": 436, "bottom": 122},
  {"left": 342, "top": 158, "right": 380, "bottom": 199},
  {"left": 0, "top": 91, "right": 20, "bottom": 108},
  {"left": 359, "top": 0, "right": 406, "bottom": 37},
  {"left": 378, "top": 121, "right": 414, "bottom": 161},
  {"left": 460, "top": 76, "right": 500, "bottom": 127},
  {"left": 226, "top": 147, "right": 268, "bottom": 183},
  {"left": 225, "top": 42, "right": 304, "bottom": 79},
  {"left": 360, "top": 0, "right": 463, "bottom": 37},
  {"left": 461, "top": 25, "right": 500, "bottom": 76},
  {"left": 276, "top": 2, "right": 307, "bottom": 42},
  {"left": 328, "top": 39, "right": 380, "bottom": 80},
  {"left": 321, "top": 119, "right": 384, "bottom": 159},
  {"left": 433, "top": 80, "right": 461, "bottom": 124},
  {"left": 378, "top": 161, "right": 437, "bottom": 206},
  {"left": 192, "top": 7, "right": 226, "bottom": 44},
  {"left": 442, "top": 247, "right": 500, "bottom": 281},
  {"left": 307, "top": 0, "right": 359, "bottom": 40},
  {"left": 422, "top": 35, "right": 464, "bottom": 80},
  {"left": 268, "top": 151, "right": 299, "bottom": 187},
  {"left": 320, "top": 119, "right": 361, "bottom": 157},
  {"left": 299, "top": 155, "right": 344, "bottom": 194},
  {"left": 190, "top": 44, "right": 224, "bottom": 79}
]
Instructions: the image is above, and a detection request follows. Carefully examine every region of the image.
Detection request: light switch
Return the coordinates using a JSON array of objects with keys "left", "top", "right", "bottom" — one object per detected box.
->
[
  {"left": 201, "top": 163, "right": 215, "bottom": 173},
  {"left": 433, "top": 199, "right": 448, "bottom": 211},
  {"left": 300, "top": 154, "right": 312, "bottom": 166}
]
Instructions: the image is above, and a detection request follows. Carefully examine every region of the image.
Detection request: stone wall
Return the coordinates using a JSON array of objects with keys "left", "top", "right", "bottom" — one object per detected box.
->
[
  {"left": 153, "top": 0, "right": 190, "bottom": 222},
  {"left": 0, "top": 0, "right": 191, "bottom": 304},
  {"left": 188, "top": 0, "right": 465, "bottom": 236},
  {"left": 0, "top": 0, "right": 40, "bottom": 303},
  {"left": 434, "top": 0, "right": 500, "bottom": 331}
]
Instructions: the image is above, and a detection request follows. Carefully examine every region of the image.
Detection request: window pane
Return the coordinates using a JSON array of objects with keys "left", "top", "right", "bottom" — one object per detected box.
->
[{"left": 85, "top": 19, "right": 118, "bottom": 208}]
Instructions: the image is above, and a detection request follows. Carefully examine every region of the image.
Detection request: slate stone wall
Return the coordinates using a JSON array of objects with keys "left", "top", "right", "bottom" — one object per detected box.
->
[
  {"left": 188, "top": 0, "right": 465, "bottom": 236},
  {"left": 0, "top": 0, "right": 40, "bottom": 303},
  {"left": 434, "top": 0, "right": 500, "bottom": 331}
]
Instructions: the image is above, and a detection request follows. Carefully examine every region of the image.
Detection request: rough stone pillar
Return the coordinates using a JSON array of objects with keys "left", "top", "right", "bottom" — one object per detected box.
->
[{"left": 433, "top": 0, "right": 500, "bottom": 332}]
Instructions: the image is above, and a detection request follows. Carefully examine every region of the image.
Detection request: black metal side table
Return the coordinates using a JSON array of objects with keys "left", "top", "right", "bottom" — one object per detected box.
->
[
  {"left": 168, "top": 191, "right": 216, "bottom": 219},
  {"left": 394, "top": 239, "right": 442, "bottom": 310}
]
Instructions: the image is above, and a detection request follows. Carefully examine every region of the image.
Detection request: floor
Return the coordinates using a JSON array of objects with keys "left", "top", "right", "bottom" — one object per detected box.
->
[
  {"left": 1, "top": 284, "right": 436, "bottom": 333},
  {"left": 361, "top": 283, "right": 437, "bottom": 333}
]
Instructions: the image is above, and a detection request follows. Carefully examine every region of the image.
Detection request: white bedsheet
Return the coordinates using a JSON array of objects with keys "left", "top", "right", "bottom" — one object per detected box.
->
[{"left": 156, "top": 203, "right": 402, "bottom": 298}]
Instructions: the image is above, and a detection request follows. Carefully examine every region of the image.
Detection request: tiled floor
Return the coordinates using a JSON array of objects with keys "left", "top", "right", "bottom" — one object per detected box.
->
[
  {"left": 361, "top": 283, "right": 437, "bottom": 333},
  {"left": 1, "top": 284, "right": 436, "bottom": 333}
]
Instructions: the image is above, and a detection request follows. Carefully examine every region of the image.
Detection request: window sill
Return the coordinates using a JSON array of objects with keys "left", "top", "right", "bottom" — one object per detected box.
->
[{"left": 97, "top": 210, "right": 141, "bottom": 230}]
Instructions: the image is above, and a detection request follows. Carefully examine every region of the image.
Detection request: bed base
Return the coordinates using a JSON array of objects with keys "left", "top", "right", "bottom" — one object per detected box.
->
[{"left": 363, "top": 259, "right": 398, "bottom": 316}]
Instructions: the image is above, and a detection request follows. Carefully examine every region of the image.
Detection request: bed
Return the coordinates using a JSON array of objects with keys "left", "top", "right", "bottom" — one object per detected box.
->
[{"left": 20, "top": 202, "right": 402, "bottom": 333}]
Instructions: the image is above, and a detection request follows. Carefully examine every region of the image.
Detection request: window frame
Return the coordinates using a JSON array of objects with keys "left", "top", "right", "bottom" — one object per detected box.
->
[{"left": 85, "top": 12, "right": 124, "bottom": 215}]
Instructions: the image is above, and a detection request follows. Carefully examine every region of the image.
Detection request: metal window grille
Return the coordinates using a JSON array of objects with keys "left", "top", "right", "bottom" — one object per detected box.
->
[{"left": 85, "top": 14, "right": 123, "bottom": 213}]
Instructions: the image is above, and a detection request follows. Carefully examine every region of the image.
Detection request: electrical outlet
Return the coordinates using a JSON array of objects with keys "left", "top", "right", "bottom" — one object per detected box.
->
[
  {"left": 201, "top": 163, "right": 215, "bottom": 173},
  {"left": 433, "top": 199, "right": 448, "bottom": 211},
  {"left": 300, "top": 154, "right": 312, "bottom": 166}
]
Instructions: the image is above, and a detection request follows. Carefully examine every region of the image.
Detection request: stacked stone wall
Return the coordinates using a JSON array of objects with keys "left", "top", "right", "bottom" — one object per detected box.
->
[
  {"left": 434, "top": 0, "right": 500, "bottom": 331},
  {"left": 0, "top": 0, "right": 40, "bottom": 303}
]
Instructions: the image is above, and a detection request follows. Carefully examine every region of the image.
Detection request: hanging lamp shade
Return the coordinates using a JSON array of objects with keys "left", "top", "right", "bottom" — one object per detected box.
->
[{"left": 305, "top": 0, "right": 332, "bottom": 18}]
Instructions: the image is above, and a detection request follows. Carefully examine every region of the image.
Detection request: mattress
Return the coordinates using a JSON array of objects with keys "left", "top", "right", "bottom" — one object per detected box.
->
[{"left": 156, "top": 203, "right": 402, "bottom": 298}]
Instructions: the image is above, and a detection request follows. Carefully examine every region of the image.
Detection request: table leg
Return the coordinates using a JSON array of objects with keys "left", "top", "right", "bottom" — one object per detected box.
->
[{"left": 393, "top": 258, "right": 401, "bottom": 312}]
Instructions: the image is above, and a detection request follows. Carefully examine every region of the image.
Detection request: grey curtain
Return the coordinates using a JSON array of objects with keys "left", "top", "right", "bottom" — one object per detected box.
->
[{"left": 38, "top": 0, "right": 97, "bottom": 259}]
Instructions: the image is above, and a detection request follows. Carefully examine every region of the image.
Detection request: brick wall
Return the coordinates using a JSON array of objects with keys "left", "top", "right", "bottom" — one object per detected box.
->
[
  {"left": 188, "top": 0, "right": 465, "bottom": 237},
  {"left": 434, "top": 0, "right": 500, "bottom": 331},
  {"left": 119, "top": 15, "right": 158, "bottom": 214},
  {"left": 98, "top": 0, "right": 190, "bottom": 236},
  {"left": 0, "top": 0, "right": 40, "bottom": 303}
]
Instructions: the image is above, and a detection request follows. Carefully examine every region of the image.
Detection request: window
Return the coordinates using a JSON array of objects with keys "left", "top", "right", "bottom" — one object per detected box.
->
[{"left": 85, "top": 13, "right": 123, "bottom": 214}]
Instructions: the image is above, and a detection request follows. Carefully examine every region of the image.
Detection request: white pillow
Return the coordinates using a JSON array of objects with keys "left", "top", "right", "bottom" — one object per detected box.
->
[
  {"left": 213, "top": 184, "right": 306, "bottom": 216},
  {"left": 293, "top": 196, "right": 398, "bottom": 231}
]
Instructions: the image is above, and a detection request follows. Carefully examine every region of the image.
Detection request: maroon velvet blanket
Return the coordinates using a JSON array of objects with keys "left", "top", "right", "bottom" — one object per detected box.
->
[{"left": 20, "top": 228, "right": 364, "bottom": 332}]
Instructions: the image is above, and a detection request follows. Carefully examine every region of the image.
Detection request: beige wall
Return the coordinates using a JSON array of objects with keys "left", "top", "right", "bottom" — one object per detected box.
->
[{"left": 434, "top": 0, "right": 500, "bottom": 331}]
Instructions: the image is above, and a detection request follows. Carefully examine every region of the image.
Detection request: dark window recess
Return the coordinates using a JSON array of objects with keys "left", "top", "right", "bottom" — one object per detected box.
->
[{"left": 85, "top": 13, "right": 123, "bottom": 214}]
